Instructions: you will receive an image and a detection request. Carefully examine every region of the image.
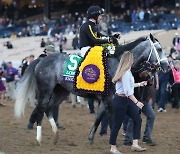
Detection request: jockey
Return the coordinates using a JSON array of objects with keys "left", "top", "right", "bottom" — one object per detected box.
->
[{"left": 80, "top": 5, "right": 120, "bottom": 57}]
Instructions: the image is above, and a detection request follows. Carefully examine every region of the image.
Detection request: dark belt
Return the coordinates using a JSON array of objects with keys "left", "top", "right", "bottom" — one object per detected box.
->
[{"left": 116, "top": 94, "right": 127, "bottom": 97}]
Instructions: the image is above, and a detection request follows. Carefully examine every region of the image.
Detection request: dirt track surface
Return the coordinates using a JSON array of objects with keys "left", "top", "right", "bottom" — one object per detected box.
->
[{"left": 0, "top": 100, "right": 180, "bottom": 154}]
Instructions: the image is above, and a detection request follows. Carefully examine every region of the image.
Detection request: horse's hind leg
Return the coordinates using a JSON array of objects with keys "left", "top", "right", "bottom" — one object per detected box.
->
[
  {"left": 36, "top": 106, "right": 44, "bottom": 145},
  {"left": 35, "top": 94, "right": 50, "bottom": 145},
  {"left": 27, "top": 107, "right": 38, "bottom": 130},
  {"left": 88, "top": 101, "right": 106, "bottom": 143}
]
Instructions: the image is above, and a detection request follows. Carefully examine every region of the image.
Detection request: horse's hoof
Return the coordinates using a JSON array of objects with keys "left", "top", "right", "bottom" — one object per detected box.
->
[
  {"left": 53, "top": 131, "right": 58, "bottom": 145},
  {"left": 90, "top": 139, "right": 94, "bottom": 145},
  {"left": 27, "top": 122, "right": 34, "bottom": 130},
  {"left": 36, "top": 140, "right": 41, "bottom": 146},
  {"left": 88, "top": 135, "right": 94, "bottom": 144}
]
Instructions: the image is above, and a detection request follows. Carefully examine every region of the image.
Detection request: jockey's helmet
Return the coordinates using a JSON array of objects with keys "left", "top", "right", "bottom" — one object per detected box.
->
[{"left": 87, "top": 6, "right": 104, "bottom": 20}]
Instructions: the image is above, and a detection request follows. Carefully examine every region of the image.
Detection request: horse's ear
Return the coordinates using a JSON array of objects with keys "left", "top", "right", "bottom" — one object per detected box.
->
[{"left": 149, "top": 33, "right": 155, "bottom": 43}]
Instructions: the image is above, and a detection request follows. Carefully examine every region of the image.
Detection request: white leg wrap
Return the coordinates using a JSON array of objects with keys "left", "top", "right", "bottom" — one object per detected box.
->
[
  {"left": 36, "top": 126, "right": 42, "bottom": 142},
  {"left": 49, "top": 117, "right": 58, "bottom": 133}
]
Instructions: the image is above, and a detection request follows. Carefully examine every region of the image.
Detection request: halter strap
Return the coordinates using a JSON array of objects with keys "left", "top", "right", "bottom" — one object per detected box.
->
[{"left": 147, "top": 37, "right": 161, "bottom": 65}]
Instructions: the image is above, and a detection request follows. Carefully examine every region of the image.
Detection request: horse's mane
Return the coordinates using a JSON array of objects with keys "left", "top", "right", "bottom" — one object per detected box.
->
[{"left": 115, "top": 37, "right": 147, "bottom": 56}]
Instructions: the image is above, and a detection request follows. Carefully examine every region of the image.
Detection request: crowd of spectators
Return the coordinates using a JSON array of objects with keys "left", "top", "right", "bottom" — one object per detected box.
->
[{"left": 0, "top": 6, "right": 179, "bottom": 38}]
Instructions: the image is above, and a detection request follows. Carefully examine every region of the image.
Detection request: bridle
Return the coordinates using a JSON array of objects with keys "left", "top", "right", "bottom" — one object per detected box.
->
[
  {"left": 146, "top": 37, "right": 167, "bottom": 70},
  {"left": 131, "top": 37, "right": 167, "bottom": 73}
]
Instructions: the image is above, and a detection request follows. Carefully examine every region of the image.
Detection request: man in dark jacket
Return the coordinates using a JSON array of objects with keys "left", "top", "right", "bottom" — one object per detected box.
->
[
  {"left": 172, "top": 33, "right": 180, "bottom": 47},
  {"left": 79, "top": 5, "right": 120, "bottom": 57}
]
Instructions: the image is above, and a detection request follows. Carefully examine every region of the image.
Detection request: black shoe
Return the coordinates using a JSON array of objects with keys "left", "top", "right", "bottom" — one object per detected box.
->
[
  {"left": 143, "top": 138, "right": 156, "bottom": 146},
  {"left": 27, "top": 122, "right": 34, "bottom": 130},
  {"left": 56, "top": 123, "right": 65, "bottom": 130},
  {"left": 123, "top": 141, "right": 132, "bottom": 146},
  {"left": 100, "top": 132, "right": 107, "bottom": 136}
]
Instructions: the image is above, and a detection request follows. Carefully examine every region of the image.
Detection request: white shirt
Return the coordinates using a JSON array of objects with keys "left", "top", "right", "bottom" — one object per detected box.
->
[
  {"left": 115, "top": 69, "right": 135, "bottom": 97},
  {"left": 80, "top": 46, "right": 90, "bottom": 57}
]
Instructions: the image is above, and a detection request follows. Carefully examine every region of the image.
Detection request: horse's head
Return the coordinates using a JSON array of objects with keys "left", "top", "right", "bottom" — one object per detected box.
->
[
  {"left": 132, "top": 34, "right": 169, "bottom": 73},
  {"left": 149, "top": 33, "right": 169, "bottom": 72}
]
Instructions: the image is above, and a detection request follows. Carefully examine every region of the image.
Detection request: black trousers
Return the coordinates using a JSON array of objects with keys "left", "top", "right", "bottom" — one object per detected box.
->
[
  {"left": 172, "top": 84, "right": 180, "bottom": 108},
  {"left": 109, "top": 95, "right": 142, "bottom": 145}
]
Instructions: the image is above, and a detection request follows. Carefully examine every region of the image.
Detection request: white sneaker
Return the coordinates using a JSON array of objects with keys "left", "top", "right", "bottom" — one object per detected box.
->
[
  {"left": 110, "top": 149, "right": 123, "bottom": 154},
  {"left": 131, "top": 145, "right": 146, "bottom": 151},
  {"left": 162, "top": 109, "right": 167, "bottom": 112},
  {"left": 157, "top": 108, "right": 163, "bottom": 112}
]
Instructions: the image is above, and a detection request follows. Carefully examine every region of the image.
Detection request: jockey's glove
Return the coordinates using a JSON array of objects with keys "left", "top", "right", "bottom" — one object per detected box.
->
[
  {"left": 108, "top": 36, "right": 119, "bottom": 45},
  {"left": 113, "top": 33, "right": 121, "bottom": 39}
]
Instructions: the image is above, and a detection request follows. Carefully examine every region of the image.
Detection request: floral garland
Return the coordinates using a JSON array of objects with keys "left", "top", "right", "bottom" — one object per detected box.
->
[
  {"left": 74, "top": 46, "right": 110, "bottom": 95},
  {"left": 102, "top": 43, "right": 116, "bottom": 55}
]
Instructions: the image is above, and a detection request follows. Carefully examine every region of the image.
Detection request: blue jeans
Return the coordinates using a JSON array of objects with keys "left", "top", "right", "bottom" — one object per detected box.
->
[
  {"left": 157, "top": 81, "right": 168, "bottom": 109},
  {"left": 124, "top": 103, "right": 155, "bottom": 142},
  {"left": 110, "top": 95, "right": 142, "bottom": 145},
  {"left": 88, "top": 98, "right": 95, "bottom": 113},
  {"left": 123, "top": 116, "right": 129, "bottom": 132}
]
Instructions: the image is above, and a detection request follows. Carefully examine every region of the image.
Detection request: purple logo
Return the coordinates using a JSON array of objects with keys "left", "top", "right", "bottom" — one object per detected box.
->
[{"left": 82, "top": 64, "right": 100, "bottom": 83}]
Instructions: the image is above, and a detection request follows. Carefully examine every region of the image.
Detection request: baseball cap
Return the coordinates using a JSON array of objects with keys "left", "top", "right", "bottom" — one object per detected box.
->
[{"left": 44, "top": 45, "right": 55, "bottom": 53}]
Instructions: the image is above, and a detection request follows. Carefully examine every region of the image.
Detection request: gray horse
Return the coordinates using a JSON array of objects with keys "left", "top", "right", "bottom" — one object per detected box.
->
[{"left": 14, "top": 34, "right": 169, "bottom": 145}]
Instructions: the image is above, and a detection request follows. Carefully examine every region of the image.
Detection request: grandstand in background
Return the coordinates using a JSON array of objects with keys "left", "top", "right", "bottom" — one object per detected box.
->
[
  {"left": 0, "top": 0, "right": 179, "bottom": 20},
  {"left": 0, "top": 0, "right": 179, "bottom": 38}
]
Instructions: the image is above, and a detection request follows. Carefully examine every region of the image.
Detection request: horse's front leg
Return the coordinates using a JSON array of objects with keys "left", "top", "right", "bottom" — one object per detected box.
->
[
  {"left": 106, "top": 98, "right": 113, "bottom": 130},
  {"left": 47, "top": 115, "right": 59, "bottom": 144},
  {"left": 88, "top": 101, "right": 106, "bottom": 144},
  {"left": 45, "top": 105, "right": 59, "bottom": 145}
]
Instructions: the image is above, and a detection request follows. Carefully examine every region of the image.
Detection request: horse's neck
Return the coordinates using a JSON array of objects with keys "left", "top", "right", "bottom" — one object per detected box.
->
[
  {"left": 132, "top": 40, "right": 150, "bottom": 67},
  {"left": 107, "top": 40, "right": 149, "bottom": 77},
  {"left": 115, "top": 37, "right": 147, "bottom": 54}
]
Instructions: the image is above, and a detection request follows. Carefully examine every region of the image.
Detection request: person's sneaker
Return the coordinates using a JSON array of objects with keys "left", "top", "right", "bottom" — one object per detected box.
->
[
  {"left": 143, "top": 138, "right": 156, "bottom": 146},
  {"left": 131, "top": 145, "right": 146, "bottom": 152},
  {"left": 90, "top": 111, "right": 95, "bottom": 114},
  {"left": 157, "top": 108, "right": 163, "bottom": 112},
  {"left": 110, "top": 149, "right": 123, "bottom": 154},
  {"left": 123, "top": 141, "right": 132, "bottom": 146},
  {"left": 100, "top": 132, "right": 108, "bottom": 136},
  {"left": 162, "top": 109, "right": 167, "bottom": 112}
]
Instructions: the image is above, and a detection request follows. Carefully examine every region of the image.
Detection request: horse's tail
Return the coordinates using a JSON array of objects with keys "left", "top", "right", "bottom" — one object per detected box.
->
[{"left": 14, "top": 59, "right": 41, "bottom": 118}]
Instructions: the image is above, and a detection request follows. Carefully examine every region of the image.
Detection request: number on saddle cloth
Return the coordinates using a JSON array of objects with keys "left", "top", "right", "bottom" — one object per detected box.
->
[{"left": 63, "top": 54, "right": 82, "bottom": 82}]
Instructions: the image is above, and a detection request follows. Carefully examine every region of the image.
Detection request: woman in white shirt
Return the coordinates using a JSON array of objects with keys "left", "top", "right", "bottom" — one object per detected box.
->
[{"left": 109, "top": 51, "right": 147, "bottom": 154}]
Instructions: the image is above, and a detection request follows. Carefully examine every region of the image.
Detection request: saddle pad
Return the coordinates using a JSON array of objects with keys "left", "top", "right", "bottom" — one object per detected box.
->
[
  {"left": 74, "top": 46, "right": 109, "bottom": 95},
  {"left": 63, "top": 54, "right": 82, "bottom": 82}
]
